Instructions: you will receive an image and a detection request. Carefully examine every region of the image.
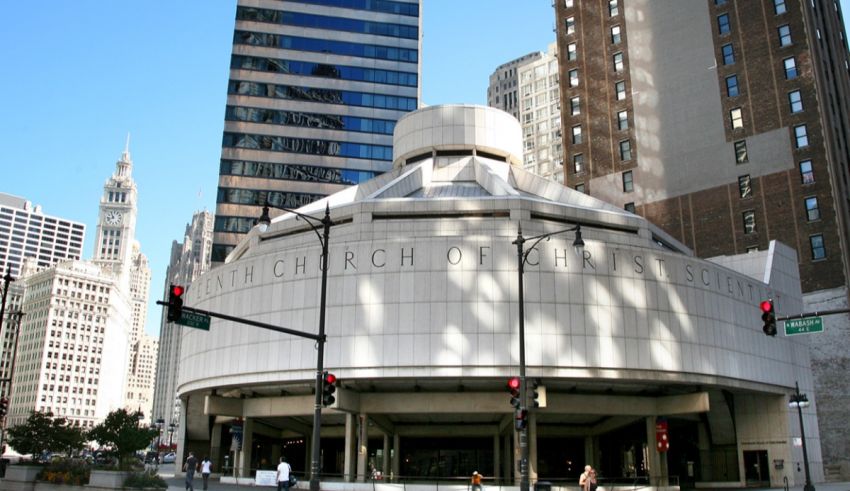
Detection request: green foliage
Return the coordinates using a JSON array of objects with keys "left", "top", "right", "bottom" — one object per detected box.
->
[
  {"left": 37, "top": 459, "right": 91, "bottom": 485},
  {"left": 123, "top": 469, "right": 167, "bottom": 489},
  {"left": 87, "top": 409, "right": 158, "bottom": 470},
  {"left": 6, "top": 411, "right": 87, "bottom": 457}
]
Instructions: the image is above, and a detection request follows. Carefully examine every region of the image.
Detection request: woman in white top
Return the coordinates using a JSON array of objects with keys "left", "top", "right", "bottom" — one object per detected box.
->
[{"left": 201, "top": 457, "right": 212, "bottom": 490}]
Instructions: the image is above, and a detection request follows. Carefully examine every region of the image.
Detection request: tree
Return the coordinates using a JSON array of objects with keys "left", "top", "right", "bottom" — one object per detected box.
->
[
  {"left": 87, "top": 409, "right": 158, "bottom": 469},
  {"left": 6, "top": 410, "right": 87, "bottom": 458}
]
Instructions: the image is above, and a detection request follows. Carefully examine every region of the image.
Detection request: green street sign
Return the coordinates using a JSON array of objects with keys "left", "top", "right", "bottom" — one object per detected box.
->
[
  {"left": 784, "top": 317, "right": 823, "bottom": 336},
  {"left": 177, "top": 311, "right": 211, "bottom": 331}
]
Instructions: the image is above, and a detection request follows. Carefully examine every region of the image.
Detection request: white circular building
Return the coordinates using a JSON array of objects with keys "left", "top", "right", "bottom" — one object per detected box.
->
[{"left": 176, "top": 105, "right": 821, "bottom": 489}]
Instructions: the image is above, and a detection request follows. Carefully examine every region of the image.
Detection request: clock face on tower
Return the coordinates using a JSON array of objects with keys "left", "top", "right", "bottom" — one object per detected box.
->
[{"left": 105, "top": 210, "right": 123, "bottom": 226}]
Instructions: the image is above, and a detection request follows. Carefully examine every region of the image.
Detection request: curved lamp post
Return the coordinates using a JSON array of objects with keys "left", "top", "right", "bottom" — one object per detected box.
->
[
  {"left": 257, "top": 202, "right": 333, "bottom": 491},
  {"left": 513, "top": 223, "right": 584, "bottom": 491},
  {"left": 789, "top": 382, "right": 815, "bottom": 491}
]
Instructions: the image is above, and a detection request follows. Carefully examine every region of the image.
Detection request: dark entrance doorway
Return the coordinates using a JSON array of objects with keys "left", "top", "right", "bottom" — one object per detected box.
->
[
  {"left": 400, "top": 437, "right": 493, "bottom": 478},
  {"left": 537, "top": 437, "right": 583, "bottom": 480},
  {"left": 743, "top": 450, "right": 769, "bottom": 486}
]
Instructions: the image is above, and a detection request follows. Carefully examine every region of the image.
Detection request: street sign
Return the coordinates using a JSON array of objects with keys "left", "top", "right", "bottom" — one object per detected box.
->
[
  {"left": 176, "top": 311, "right": 211, "bottom": 331},
  {"left": 784, "top": 317, "right": 823, "bottom": 336}
]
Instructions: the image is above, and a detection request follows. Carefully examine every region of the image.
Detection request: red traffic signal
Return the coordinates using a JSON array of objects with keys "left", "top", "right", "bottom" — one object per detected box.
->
[
  {"left": 167, "top": 284, "right": 185, "bottom": 322},
  {"left": 322, "top": 372, "right": 337, "bottom": 406},
  {"left": 507, "top": 377, "right": 520, "bottom": 390},
  {"left": 760, "top": 299, "right": 777, "bottom": 336}
]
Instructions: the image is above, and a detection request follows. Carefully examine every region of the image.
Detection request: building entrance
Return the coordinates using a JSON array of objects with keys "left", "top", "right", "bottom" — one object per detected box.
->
[
  {"left": 400, "top": 437, "right": 494, "bottom": 478},
  {"left": 743, "top": 450, "right": 770, "bottom": 486}
]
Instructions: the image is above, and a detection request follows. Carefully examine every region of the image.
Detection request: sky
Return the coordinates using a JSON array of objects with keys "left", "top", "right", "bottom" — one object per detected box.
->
[
  {"left": 1, "top": 1, "right": 849, "bottom": 336},
  {"left": 0, "top": 1, "right": 557, "bottom": 336}
]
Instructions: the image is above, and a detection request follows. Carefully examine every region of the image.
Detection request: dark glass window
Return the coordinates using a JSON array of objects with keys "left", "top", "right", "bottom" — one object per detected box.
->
[
  {"left": 573, "top": 154, "right": 584, "bottom": 173},
  {"left": 615, "top": 80, "right": 627, "bottom": 100},
  {"left": 570, "top": 97, "right": 580, "bottom": 115},
  {"left": 717, "top": 14, "right": 731, "bottom": 35},
  {"left": 575, "top": 183, "right": 585, "bottom": 193},
  {"left": 611, "top": 25, "right": 621, "bottom": 44},
  {"left": 222, "top": 132, "right": 392, "bottom": 161},
  {"left": 726, "top": 74, "right": 739, "bottom": 96},
  {"left": 721, "top": 44, "right": 735, "bottom": 65},
  {"left": 236, "top": 7, "right": 418, "bottom": 39},
  {"left": 799, "top": 159, "right": 814, "bottom": 184},
  {"left": 225, "top": 106, "right": 396, "bottom": 135},
  {"left": 569, "top": 69, "right": 579, "bottom": 87},
  {"left": 735, "top": 140, "right": 748, "bottom": 163},
  {"left": 566, "top": 17, "right": 576, "bottom": 35},
  {"left": 624, "top": 202, "right": 636, "bottom": 213},
  {"left": 617, "top": 110, "right": 628, "bottom": 130},
  {"left": 622, "top": 170, "right": 634, "bottom": 192},
  {"left": 286, "top": 0, "right": 419, "bottom": 16},
  {"left": 228, "top": 81, "right": 417, "bottom": 111},
  {"left": 774, "top": 0, "right": 787, "bottom": 14},
  {"left": 805, "top": 197, "right": 820, "bottom": 221},
  {"left": 572, "top": 125, "right": 582, "bottom": 144},
  {"left": 810, "top": 234, "right": 826, "bottom": 260},
  {"left": 794, "top": 124, "right": 809, "bottom": 148},
  {"left": 567, "top": 43, "right": 578, "bottom": 61},
  {"left": 784, "top": 57, "right": 798, "bottom": 79},
  {"left": 609, "top": 0, "right": 619, "bottom": 16},
  {"left": 742, "top": 210, "right": 756, "bottom": 234},
  {"left": 738, "top": 175, "right": 752, "bottom": 198},
  {"left": 214, "top": 216, "right": 259, "bottom": 234},
  {"left": 619, "top": 140, "right": 632, "bottom": 160},
  {"left": 220, "top": 159, "right": 378, "bottom": 185},
  {"left": 788, "top": 90, "right": 803, "bottom": 113},
  {"left": 212, "top": 245, "right": 235, "bottom": 263},
  {"left": 613, "top": 52, "right": 624, "bottom": 71},
  {"left": 234, "top": 31, "right": 418, "bottom": 63},
  {"left": 217, "top": 187, "right": 326, "bottom": 209},
  {"left": 231, "top": 55, "right": 418, "bottom": 87},
  {"left": 778, "top": 24, "right": 792, "bottom": 46}
]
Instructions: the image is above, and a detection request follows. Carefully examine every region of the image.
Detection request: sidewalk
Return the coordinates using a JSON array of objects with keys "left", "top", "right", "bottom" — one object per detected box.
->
[{"left": 159, "top": 475, "right": 850, "bottom": 491}]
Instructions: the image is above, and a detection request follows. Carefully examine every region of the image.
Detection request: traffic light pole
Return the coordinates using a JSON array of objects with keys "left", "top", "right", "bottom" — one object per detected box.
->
[
  {"left": 513, "top": 223, "right": 583, "bottom": 491},
  {"left": 776, "top": 307, "right": 850, "bottom": 321}
]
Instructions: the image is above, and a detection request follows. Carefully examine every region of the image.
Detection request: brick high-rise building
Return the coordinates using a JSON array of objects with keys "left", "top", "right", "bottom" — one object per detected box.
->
[
  {"left": 554, "top": 0, "right": 850, "bottom": 478},
  {"left": 212, "top": 0, "right": 422, "bottom": 263}
]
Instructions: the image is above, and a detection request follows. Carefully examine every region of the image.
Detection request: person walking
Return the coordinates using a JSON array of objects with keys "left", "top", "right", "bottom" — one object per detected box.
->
[
  {"left": 201, "top": 456, "right": 213, "bottom": 490},
  {"left": 276, "top": 457, "right": 292, "bottom": 491},
  {"left": 579, "top": 465, "right": 597, "bottom": 491},
  {"left": 184, "top": 452, "right": 198, "bottom": 491},
  {"left": 471, "top": 471, "right": 483, "bottom": 491}
]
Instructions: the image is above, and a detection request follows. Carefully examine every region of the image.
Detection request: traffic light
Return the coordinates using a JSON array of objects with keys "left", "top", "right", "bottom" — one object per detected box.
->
[
  {"left": 514, "top": 408, "right": 528, "bottom": 430},
  {"left": 529, "top": 380, "right": 540, "bottom": 408},
  {"left": 760, "top": 299, "right": 777, "bottom": 336},
  {"left": 322, "top": 372, "right": 337, "bottom": 406},
  {"left": 0, "top": 397, "right": 8, "bottom": 418},
  {"left": 167, "top": 284, "right": 185, "bottom": 322},
  {"left": 507, "top": 377, "right": 521, "bottom": 408}
]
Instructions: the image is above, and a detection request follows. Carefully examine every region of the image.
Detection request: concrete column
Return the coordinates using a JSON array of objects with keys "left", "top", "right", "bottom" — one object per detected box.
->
[
  {"left": 304, "top": 435, "right": 311, "bottom": 476},
  {"left": 392, "top": 433, "right": 400, "bottom": 479},
  {"left": 356, "top": 414, "right": 368, "bottom": 482},
  {"left": 382, "top": 434, "right": 390, "bottom": 474},
  {"left": 210, "top": 423, "right": 223, "bottom": 471},
  {"left": 494, "top": 434, "right": 501, "bottom": 480},
  {"left": 504, "top": 434, "right": 513, "bottom": 482},
  {"left": 645, "top": 417, "right": 669, "bottom": 486},
  {"left": 529, "top": 412, "right": 538, "bottom": 483},
  {"left": 344, "top": 413, "right": 356, "bottom": 482},
  {"left": 239, "top": 418, "right": 254, "bottom": 479}
]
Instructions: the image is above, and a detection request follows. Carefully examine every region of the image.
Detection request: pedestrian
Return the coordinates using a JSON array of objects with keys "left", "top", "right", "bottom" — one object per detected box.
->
[
  {"left": 579, "top": 465, "right": 597, "bottom": 491},
  {"left": 184, "top": 452, "right": 198, "bottom": 491},
  {"left": 471, "top": 471, "right": 483, "bottom": 491},
  {"left": 276, "top": 456, "right": 292, "bottom": 491},
  {"left": 201, "top": 456, "right": 213, "bottom": 490}
]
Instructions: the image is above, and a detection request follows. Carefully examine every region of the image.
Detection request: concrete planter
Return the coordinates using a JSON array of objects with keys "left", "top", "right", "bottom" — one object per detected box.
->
[
  {"left": 87, "top": 469, "right": 130, "bottom": 488},
  {"left": 2, "top": 465, "right": 42, "bottom": 491}
]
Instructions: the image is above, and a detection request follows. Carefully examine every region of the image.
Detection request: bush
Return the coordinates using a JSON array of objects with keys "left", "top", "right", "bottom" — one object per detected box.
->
[
  {"left": 37, "top": 459, "right": 90, "bottom": 486},
  {"left": 123, "top": 469, "right": 167, "bottom": 489}
]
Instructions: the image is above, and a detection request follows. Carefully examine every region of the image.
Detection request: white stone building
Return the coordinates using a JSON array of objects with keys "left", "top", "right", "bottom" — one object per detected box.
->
[
  {"left": 152, "top": 210, "right": 213, "bottom": 434},
  {"left": 175, "top": 106, "right": 820, "bottom": 488},
  {"left": 487, "top": 44, "right": 563, "bottom": 182}
]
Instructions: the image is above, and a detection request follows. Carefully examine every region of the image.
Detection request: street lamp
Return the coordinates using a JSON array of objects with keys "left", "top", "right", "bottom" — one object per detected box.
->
[
  {"left": 257, "top": 201, "right": 333, "bottom": 491},
  {"left": 789, "top": 382, "right": 815, "bottom": 491},
  {"left": 0, "top": 307, "right": 24, "bottom": 454},
  {"left": 513, "top": 223, "right": 584, "bottom": 491},
  {"left": 168, "top": 423, "right": 176, "bottom": 449}
]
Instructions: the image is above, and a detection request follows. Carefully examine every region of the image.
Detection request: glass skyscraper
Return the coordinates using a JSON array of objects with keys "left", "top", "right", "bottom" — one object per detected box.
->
[{"left": 213, "top": 0, "right": 422, "bottom": 262}]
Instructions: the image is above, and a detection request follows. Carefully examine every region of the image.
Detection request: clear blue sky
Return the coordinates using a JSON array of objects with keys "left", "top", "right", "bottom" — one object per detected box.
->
[
  {"left": 2, "top": 1, "right": 849, "bottom": 336},
  {"left": 0, "top": 1, "right": 557, "bottom": 336}
]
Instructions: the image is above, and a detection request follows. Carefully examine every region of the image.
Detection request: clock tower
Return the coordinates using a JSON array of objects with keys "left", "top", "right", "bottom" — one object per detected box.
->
[{"left": 93, "top": 138, "right": 138, "bottom": 280}]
